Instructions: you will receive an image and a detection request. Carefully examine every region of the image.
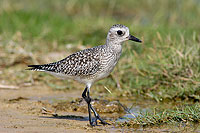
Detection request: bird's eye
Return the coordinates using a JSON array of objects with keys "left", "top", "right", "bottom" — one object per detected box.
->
[{"left": 117, "top": 30, "right": 123, "bottom": 36}]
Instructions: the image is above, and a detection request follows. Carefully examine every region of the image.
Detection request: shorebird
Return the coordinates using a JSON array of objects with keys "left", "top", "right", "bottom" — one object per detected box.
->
[{"left": 27, "top": 24, "right": 142, "bottom": 126}]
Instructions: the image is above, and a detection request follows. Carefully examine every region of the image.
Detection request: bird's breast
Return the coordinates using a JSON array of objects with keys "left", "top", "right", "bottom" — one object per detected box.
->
[{"left": 92, "top": 50, "right": 121, "bottom": 81}]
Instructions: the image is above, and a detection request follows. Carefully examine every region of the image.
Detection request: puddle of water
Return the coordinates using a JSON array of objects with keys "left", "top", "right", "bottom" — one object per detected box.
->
[
  {"left": 114, "top": 97, "right": 157, "bottom": 123},
  {"left": 117, "top": 105, "right": 148, "bottom": 123}
]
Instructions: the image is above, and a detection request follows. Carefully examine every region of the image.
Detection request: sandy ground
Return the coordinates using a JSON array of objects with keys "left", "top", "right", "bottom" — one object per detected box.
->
[{"left": 0, "top": 86, "right": 125, "bottom": 133}]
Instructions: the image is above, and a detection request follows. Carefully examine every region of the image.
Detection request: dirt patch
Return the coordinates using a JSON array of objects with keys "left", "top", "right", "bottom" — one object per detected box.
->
[
  {"left": 53, "top": 98, "right": 124, "bottom": 117},
  {"left": 0, "top": 86, "right": 125, "bottom": 132}
]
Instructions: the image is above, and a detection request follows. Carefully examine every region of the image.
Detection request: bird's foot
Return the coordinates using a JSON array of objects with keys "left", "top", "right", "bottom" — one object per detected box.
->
[
  {"left": 96, "top": 115, "right": 110, "bottom": 125},
  {"left": 89, "top": 115, "right": 110, "bottom": 126}
]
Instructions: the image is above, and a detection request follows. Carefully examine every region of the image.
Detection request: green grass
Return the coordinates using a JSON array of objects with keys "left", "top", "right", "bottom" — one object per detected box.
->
[
  {"left": 0, "top": 0, "right": 200, "bottom": 127},
  {"left": 118, "top": 104, "right": 200, "bottom": 128},
  {"left": 115, "top": 32, "right": 200, "bottom": 102}
]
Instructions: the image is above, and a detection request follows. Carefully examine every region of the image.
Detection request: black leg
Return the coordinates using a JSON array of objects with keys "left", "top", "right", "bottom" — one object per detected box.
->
[
  {"left": 82, "top": 86, "right": 110, "bottom": 126},
  {"left": 82, "top": 86, "right": 93, "bottom": 126}
]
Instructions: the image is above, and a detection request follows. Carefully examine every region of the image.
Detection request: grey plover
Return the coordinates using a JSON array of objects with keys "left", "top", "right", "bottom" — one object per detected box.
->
[{"left": 28, "top": 24, "right": 142, "bottom": 126}]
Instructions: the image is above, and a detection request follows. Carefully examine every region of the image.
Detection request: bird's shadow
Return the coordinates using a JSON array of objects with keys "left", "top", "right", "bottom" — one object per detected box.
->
[{"left": 40, "top": 114, "right": 88, "bottom": 122}]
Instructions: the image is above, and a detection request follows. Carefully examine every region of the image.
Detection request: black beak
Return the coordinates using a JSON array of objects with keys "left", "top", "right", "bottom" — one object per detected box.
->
[{"left": 129, "top": 35, "right": 142, "bottom": 43}]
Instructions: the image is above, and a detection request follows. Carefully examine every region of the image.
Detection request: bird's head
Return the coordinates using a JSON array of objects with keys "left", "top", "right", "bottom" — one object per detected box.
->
[{"left": 107, "top": 24, "right": 142, "bottom": 44}]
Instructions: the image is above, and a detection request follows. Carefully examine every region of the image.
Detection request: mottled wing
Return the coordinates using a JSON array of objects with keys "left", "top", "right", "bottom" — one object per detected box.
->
[{"left": 28, "top": 46, "right": 101, "bottom": 77}]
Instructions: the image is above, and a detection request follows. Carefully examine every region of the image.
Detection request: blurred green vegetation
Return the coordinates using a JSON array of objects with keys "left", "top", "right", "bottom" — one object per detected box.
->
[{"left": 0, "top": 0, "right": 199, "bottom": 102}]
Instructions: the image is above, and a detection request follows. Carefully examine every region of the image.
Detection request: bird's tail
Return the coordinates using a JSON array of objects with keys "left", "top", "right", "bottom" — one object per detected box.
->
[
  {"left": 26, "top": 64, "right": 54, "bottom": 72},
  {"left": 26, "top": 65, "right": 44, "bottom": 71}
]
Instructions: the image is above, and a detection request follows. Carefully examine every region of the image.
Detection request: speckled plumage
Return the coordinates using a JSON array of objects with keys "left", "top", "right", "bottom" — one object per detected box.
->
[
  {"left": 28, "top": 24, "right": 142, "bottom": 126},
  {"left": 28, "top": 24, "right": 132, "bottom": 85},
  {"left": 28, "top": 43, "right": 121, "bottom": 84}
]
